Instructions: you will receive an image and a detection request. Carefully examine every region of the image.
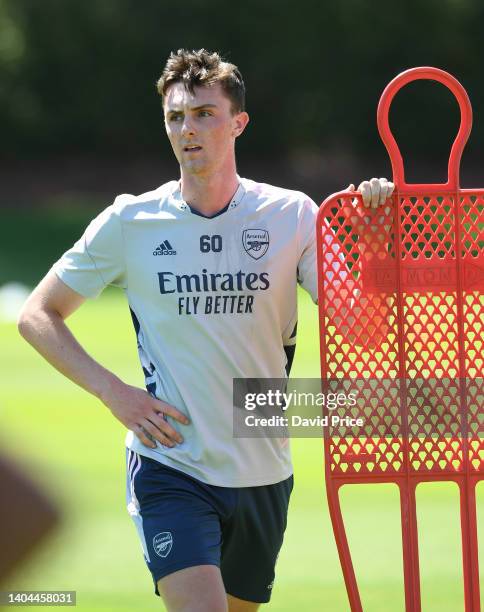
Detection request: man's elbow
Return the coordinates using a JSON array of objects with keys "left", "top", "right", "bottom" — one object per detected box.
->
[
  {"left": 17, "top": 294, "right": 51, "bottom": 342},
  {"left": 17, "top": 299, "right": 36, "bottom": 341}
]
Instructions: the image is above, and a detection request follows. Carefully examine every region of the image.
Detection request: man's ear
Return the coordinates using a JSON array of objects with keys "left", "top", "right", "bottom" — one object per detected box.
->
[{"left": 232, "top": 111, "right": 250, "bottom": 138}]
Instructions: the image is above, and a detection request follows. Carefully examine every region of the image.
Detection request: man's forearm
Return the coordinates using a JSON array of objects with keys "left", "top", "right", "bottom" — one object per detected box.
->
[
  {"left": 18, "top": 301, "right": 189, "bottom": 450},
  {"left": 18, "top": 308, "right": 120, "bottom": 402}
]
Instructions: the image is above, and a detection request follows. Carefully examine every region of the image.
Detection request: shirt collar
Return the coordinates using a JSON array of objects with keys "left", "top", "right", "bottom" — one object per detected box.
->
[{"left": 170, "top": 177, "right": 246, "bottom": 215}]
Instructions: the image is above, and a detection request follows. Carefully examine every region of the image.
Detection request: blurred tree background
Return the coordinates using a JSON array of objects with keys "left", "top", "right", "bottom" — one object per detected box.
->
[{"left": 1, "top": 0, "right": 483, "bottom": 284}]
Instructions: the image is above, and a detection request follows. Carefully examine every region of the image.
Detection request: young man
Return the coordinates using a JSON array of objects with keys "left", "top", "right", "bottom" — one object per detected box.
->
[{"left": 18, "top": 49, "right": 394, "bottom": 611}]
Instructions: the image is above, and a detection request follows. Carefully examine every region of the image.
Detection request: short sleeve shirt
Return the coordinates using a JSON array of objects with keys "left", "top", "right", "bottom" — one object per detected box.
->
[{"left": 53, "top": 178, "right": 319, "bottom": 487}]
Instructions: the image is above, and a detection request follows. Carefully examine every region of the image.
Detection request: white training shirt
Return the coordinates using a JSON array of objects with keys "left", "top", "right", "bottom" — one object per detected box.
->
[{"left": 53, "top": 177, "right": 319, "bottom": 486}]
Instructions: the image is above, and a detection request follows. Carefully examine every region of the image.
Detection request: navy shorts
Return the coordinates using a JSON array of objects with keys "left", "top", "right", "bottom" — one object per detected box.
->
[{"left": 126, "top": 449, "right": 293, "bottom": 603}]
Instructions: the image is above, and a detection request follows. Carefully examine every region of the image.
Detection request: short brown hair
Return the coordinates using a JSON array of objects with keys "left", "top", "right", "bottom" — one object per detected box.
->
[{"left": 157, "top": 49, "right": 245, "bottom": 114}]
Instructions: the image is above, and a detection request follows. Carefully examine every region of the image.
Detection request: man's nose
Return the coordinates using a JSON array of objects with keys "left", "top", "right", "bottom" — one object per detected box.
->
[{"left": 181, "top": 116, "right": 195, "bottom": 136}]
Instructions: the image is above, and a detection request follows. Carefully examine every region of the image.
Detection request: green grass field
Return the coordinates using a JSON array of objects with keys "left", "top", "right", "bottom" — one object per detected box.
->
[{"left": 1, "top": 288, "right": 481, "bottom": 611}]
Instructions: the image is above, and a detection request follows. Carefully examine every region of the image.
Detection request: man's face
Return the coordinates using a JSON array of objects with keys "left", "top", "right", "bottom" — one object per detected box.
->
[{"left": 163, "top": 82, "right": 248, "bottom": 176}]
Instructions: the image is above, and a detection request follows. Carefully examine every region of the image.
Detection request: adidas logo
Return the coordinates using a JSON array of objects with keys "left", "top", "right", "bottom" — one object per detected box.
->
[{"left": 153, "top": 240, "right": 177, "bottom": 256}]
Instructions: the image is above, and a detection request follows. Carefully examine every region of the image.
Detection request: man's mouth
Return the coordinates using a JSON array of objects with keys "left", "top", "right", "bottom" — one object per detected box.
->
[{"left": 183, "top": 145, "right": 202, "bottom": 152}]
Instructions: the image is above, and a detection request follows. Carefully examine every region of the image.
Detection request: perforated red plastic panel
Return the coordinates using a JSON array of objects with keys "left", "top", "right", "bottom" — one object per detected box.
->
[{"left": 317, "top": 68, "right": 483, "bottom": 612}]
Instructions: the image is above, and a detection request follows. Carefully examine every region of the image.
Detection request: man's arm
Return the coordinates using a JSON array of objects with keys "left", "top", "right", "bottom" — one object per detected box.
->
[
  {"left": 327, "top": 178, "right": 395, "bottom": 344},
  {"left": 17, "top": 271, "right": 189, "bottom": 449},
  {"left": 299, "top": 178, "right": 394, "bottom": 344}
]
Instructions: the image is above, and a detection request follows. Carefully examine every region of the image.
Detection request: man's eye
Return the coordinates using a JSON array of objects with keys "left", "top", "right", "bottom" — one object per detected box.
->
[
  {"left": 199, "top": 110, "right": 212, "bottom": 117},
  {"left": 169, "top": 115, "right": 182, "bottom": 122}
]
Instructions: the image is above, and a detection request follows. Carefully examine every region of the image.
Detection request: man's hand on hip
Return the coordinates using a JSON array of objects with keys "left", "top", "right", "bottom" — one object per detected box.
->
[{"left": 101, "top": 380, "right": 190, "bottom": 449}]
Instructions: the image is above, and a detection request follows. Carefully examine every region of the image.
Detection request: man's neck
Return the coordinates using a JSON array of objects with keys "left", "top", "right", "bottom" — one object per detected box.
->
[{"left": 180, "top": 168, "right": 239, "bottom": 217}]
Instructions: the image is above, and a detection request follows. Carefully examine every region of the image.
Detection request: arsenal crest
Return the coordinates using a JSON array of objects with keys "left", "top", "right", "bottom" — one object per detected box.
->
[
  {"left": 242, "top": 229, "right": 270, "bottom": 260},
  {"left": 153, "top": 531, "right": 173, "bottom": 558}
]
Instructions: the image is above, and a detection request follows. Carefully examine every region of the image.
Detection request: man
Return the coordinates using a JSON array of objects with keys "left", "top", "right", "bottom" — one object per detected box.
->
[{"left": 18, "top": 49, "right": 394, "bottom": 611}]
